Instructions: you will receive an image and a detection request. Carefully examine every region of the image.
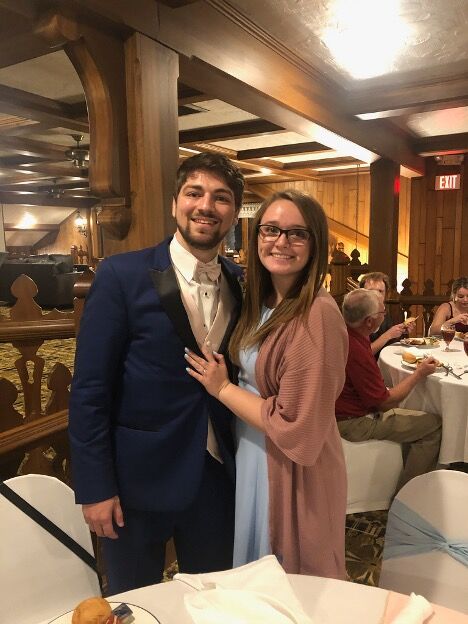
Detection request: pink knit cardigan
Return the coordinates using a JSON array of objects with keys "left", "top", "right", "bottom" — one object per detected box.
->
[{"left": 255, "top": 288, "right": 348, "bottom": 578}]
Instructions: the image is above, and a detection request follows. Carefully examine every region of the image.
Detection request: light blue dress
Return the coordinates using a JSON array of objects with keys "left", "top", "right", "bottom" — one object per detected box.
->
[{"left": 233, "top": 306, "right": 273, "bottom": 567}]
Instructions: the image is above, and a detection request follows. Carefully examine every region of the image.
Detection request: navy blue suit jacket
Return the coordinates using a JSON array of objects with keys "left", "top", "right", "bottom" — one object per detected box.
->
[{"left": 69, "top": 238, "right": 243, "bottom": 512}]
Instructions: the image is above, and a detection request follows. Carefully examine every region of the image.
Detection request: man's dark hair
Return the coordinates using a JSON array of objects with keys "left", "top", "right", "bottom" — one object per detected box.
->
[
  {"left": 175, "top": 152, "right": 245, "bottom": 209},
  {"left": 359, "top": 271, "right": 390, "bottom": 292}
]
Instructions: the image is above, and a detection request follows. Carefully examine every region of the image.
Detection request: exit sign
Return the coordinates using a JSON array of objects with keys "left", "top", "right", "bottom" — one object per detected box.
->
[{"left": 435, "top": 174, "right": 461, "bottom": 190}]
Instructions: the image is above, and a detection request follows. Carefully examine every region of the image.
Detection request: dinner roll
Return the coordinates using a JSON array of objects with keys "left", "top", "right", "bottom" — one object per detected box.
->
[
  {"left": 402, "top": 351, "right": 418, "bottom": 364},
  {"left": 71, "top": 597, "right": 112, "bottom": 624}
]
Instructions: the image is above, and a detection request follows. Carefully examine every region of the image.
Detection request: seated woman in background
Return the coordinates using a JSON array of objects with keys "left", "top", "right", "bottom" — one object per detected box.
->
[
  {"left": 185, "top": 190, "right": 348, "bottom": 579},
  {"left": 429, "top": 276, "right": 468, "bottom": 335}
]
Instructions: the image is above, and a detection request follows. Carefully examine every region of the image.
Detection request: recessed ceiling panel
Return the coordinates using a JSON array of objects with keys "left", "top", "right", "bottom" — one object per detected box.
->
[
  {"left": 178, "top": 100, "right": 257, "bottom": 130},
  {"left": 5, "top": 230, "right": 49, "bottom": 246},
  {"left": 3, "top": 205, "right": 75, "bottom": 223},
  {"left": 213, "top": 131, "right": 319, "bottom": 151},
  {"left": 406, "top": 106, "right": 468, "bottom": 137},
  {"left": 0, "top": 50, "right": 84, "bottom": 103}
]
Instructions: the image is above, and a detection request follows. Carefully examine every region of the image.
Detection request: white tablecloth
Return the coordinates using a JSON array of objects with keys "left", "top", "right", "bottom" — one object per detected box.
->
[
  {"left": 35, "top": 573, "right": 468, "bottom": 623},
  {"left": 110, "top": 575, "right": 389, "bottom": 624},
  {"left": 378, "top": 342, "right": 468, "bottom": 463}
]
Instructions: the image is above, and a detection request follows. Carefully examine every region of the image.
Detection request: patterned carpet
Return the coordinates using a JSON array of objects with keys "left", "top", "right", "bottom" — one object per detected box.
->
[
  {"left": 1, "top": 304, "right": 387, "bottom": 587},
  {"left": 161, "top": 510, "right": 387, "bottom": 586}
]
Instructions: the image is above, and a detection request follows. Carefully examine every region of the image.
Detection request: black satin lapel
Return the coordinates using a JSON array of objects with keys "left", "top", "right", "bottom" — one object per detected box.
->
[
  {"left": 149, "top": 267, "right": 201, "bottom": 355},
  {"left": 220, "top": 260, "right": 243, "bottom": 307},
  {"left": 218, "top": 262, "right": 243, "bottom": 355}
]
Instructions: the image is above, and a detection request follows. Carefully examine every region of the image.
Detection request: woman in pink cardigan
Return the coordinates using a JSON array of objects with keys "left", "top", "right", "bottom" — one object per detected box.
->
[{"left": 186, "top": 190, "right": 348, "bottom": 578}]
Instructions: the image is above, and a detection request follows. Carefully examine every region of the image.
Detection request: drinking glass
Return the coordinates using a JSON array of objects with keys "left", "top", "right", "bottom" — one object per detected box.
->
[
  {"left": 441, "top": 323, "right": 455, "bottom": 351},
  {"left": 464, "top": 336, "right": 468, "bottom": 358}
]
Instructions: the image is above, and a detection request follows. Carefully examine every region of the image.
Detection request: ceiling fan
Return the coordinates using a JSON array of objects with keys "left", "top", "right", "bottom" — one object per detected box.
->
[{"left": 65, "top": 134, "right": 89, "bottom": 168}]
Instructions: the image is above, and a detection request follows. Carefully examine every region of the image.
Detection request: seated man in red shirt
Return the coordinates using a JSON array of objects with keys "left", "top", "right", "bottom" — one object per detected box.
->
[{"left": 336, "top": 289, "right": 442, "bottom": 488}]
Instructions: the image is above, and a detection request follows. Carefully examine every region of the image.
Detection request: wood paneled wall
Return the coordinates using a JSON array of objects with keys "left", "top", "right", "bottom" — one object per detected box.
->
[
  {"left": 251, "top": 172, "right": 411, "bottom": 269},
  {"left": 409, "top": 157, "right": 468, "bottom": 295}
]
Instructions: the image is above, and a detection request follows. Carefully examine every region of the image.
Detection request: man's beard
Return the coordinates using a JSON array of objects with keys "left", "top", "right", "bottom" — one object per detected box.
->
[{"left": 177, "top": 220, "right": 225, "bottom": 251}]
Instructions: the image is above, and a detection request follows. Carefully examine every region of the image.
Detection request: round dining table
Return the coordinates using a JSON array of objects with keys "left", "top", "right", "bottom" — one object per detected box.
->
[
  {"left": 378, "top": 339, "right": 468, "bottom": 464},
  {"left": 35, "top": 573, "right": 468, "bottom": 623},
  {"left": 104, "top": 574, "right": 468, "bottom": 624},
  {"left": 111, "top": 575, "right": 388, "bottom": 624}
]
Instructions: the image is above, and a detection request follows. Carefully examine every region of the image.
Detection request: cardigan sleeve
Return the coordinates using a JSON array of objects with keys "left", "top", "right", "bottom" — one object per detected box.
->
[{"left": 259, "top": 292, "right": 348, "bottom": 466}]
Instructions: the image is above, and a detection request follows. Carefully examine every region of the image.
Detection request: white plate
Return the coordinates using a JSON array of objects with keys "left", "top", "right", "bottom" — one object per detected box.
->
[
  {"left": 401, "top": 338, "right": 440, "bottom": 348},
  {"left": 401, "top": 360, "right": 446, "bottom": 371},
  {"left": 47, "top": 602, "right": 160, "bottom": 624}
]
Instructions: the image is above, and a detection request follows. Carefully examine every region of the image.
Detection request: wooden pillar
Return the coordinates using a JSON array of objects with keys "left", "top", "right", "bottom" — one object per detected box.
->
[
  {"left": 369, "top": 158, "right": 400, "bottom": 287},
  {"left": 116, "top": 32, "right": 178, "bottom": 253}
]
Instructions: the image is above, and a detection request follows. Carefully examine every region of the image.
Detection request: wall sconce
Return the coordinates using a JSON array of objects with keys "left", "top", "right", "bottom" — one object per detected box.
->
[{"left": 74, "top": 211, "right": 88, "bottom": 237}]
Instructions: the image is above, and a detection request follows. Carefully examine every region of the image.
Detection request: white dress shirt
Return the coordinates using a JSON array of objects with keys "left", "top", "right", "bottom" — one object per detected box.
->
[
  {"left": 170, "top": 235, "right": 220, "bottom": 332},
  {"left": 170, "top": 235, "right": 224, "bottom": 462}
]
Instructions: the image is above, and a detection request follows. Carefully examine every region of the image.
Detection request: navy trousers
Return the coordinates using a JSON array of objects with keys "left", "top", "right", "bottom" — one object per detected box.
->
[{"left": 102, "top": 453, "right": 234, "bottom": 594}]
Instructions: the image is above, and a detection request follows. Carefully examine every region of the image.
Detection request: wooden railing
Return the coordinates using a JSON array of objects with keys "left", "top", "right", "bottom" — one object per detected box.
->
[{"left": 0, "top": 270, "right": 94, "bottom": 481}]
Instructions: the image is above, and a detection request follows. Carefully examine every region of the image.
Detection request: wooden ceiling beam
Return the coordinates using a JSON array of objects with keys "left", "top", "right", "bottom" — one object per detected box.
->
[
  {"left": 179, "top": 119, "right": 283, "bottom": 144},
  {"left": 3, "top": 162, "right": 87, "bottom": 177},
  {"left": 0, "top": 171, "right": 87, "bottom": 186},
  {"left": 0, "top": 190, "right": 96, "bottom": 208},
  {"left": 237, "top": 141, "right": 330, "bottom": 160},
  {"left": 163, "top": 6, "right": 424, "bottom": 174},
  {"left": 0, "top": 121, "right": 53, "bottom": 137},
  {"left": 177, "top": 55, "right": 423, "bottom": 174},
  {"left": 4, "top": 223, "right": 60, "bottom": 231},
  {"left": 0, "top": 1, "right": 38, "bottom": 20},
  {"left": 283, "top": 156, "right": 360, "bottom": 170},
  {"left": 413, "top": 133, "right": 468, "bottom": 155},
  {"left": 28, "top": 0, "right": 424, "bottom": 172},
  {"left": 0, "top": 156, "right": 46, "bottom": 168},
  {"left": 0, "top": 135, "right": 69, "bottom": 159},
  {"left": 236, "top": 156, "right": 318, "bottom": 182},
  {"left": 0, "top": 84, "right": 88, "bottom": 133},
  {"left": 179, "top": 143, "right": 237, "bottom": 159},
  {"left": 0, "top": 30, "right": 51, "bottom": 69},
  {"left": 157, "top": 1, "right": 200, "bottom": 7},
  {"left": 0, "top": 181, "right": 89, "bottom": 192},
  {"left": 346, "top": 76, "right": 468, "bottom": 119},
  {"left": 245, "top": 173, "right": 318, "bottom": 184}
]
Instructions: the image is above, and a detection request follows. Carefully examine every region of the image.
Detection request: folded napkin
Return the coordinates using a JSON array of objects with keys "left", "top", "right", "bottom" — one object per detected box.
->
[
  {"left": 387, "top": 592, "right": 433, "bottom": 624},
  {"left": 174, "top": 555, "right": 312, "bottom": 624}
]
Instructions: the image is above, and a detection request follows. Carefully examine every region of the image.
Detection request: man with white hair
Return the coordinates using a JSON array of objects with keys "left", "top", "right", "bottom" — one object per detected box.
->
[{"left": 335, "top": 289, "right": 442, "bottom": 487}]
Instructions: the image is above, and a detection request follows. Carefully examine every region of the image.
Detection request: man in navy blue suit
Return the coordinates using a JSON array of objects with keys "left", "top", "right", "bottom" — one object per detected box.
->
[{"left": 69, "top": 152, "right": 245, "bottom": 593}]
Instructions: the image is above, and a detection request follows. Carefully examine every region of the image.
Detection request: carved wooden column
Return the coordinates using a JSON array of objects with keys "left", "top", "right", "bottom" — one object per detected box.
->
[
  {"left": 35, "top": 11, "right": 131, "bottom": 249},
  {"left": 122, "top": 32, "right": 179, "bottom": 251},
  {"left": 369, "top": 158, "right": 400, "bottom": 288}
]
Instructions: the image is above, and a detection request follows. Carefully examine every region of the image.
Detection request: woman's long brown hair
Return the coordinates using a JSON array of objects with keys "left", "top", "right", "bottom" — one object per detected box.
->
[{"left": 229, "top": 190, "right": 330, "bottom": 364}]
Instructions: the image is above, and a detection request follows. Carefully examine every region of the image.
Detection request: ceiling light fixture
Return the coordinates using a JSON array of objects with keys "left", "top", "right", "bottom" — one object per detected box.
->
[
  {"left": 47, "top": 179, "right": 64, "bottom": 200},
  {"left": 74, "top": 210, "right": 88, "bottom": 237},
  {"left": 322, "top": 0, "right": 412, "bottom": 79},
  {"left": 65, "top": 134, "right": 89, "bottom": 169},
  {"left": 17, "top": 212, "right": 37, "bottom": 229}
]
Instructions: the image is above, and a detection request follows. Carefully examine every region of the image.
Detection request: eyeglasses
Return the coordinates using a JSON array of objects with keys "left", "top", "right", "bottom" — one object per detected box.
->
[{"left": 257, "top": 224, "right": 311, "bottom": 245}]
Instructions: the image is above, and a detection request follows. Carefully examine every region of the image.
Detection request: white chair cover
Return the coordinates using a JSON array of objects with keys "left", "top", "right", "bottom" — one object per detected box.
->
[
  {"left": 342, "top": 438, "right": 403, "bottom": 513},
  {"left": 1, "top": 474, "right": 100, "bottom": 624},
  {"left": 379, "top": 470, "right": 468, "bottom": 614}
]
